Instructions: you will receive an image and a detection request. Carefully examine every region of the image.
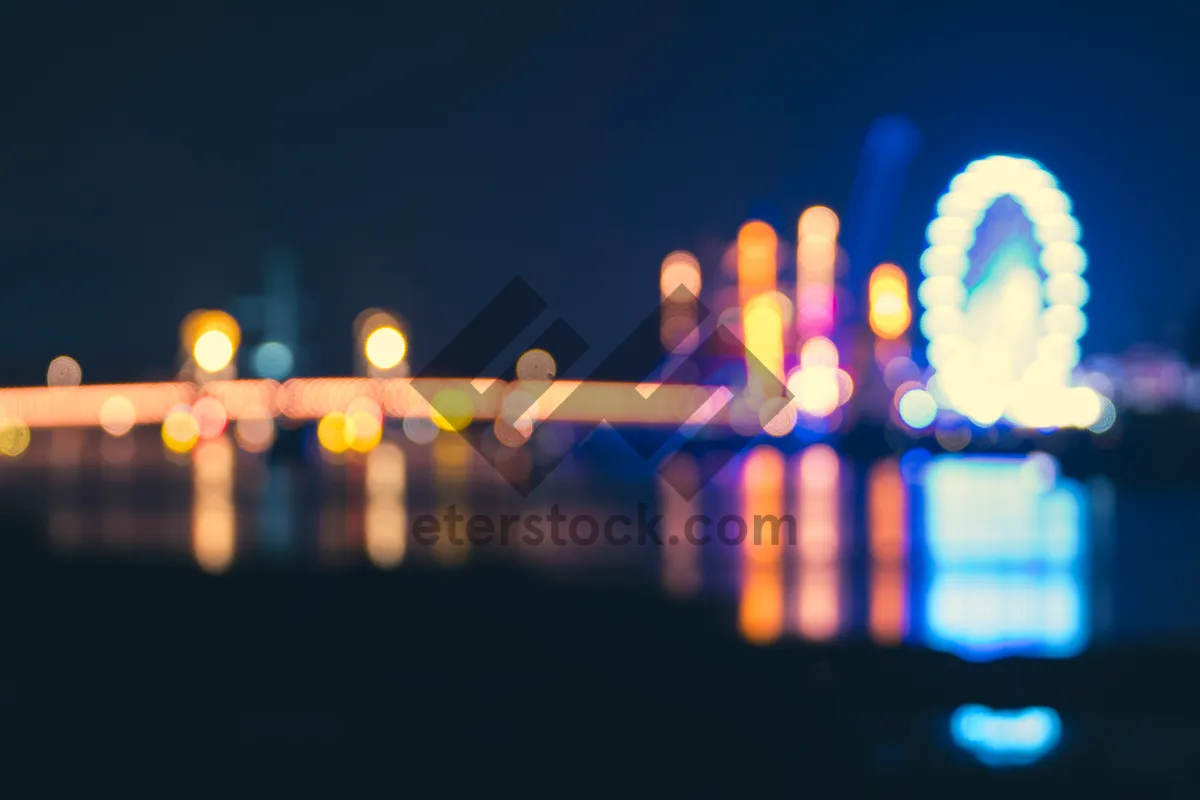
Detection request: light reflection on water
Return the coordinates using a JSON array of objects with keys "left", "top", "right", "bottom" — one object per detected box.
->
[{"left": 0, "top": 426, "right": 1130, "bottom": 660}]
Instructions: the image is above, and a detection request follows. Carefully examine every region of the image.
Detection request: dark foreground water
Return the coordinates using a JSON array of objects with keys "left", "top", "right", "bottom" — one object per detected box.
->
[{"left": 2, "top": 426, "right": 1200, "bottom": 789}]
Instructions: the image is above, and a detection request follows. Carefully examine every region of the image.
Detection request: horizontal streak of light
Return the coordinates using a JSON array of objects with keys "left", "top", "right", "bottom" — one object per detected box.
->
[{"left": 0, "top": 379, "right": 742, "bottom": 429}]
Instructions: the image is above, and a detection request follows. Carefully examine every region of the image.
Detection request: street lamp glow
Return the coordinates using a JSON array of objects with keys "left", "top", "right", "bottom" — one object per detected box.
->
[
  {"left": 193, "top": 330, "right": 235, "bottom": 373},
  {"left": 364, "top": 326, "right": 407, "bottom": 370}
]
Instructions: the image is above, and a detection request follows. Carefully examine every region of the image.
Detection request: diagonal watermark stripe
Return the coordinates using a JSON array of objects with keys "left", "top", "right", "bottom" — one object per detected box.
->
[{"left": 414, "top": 279, "right": 793, "bottom": 498}]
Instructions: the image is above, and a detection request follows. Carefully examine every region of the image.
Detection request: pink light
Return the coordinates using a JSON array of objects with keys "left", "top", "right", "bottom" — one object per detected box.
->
[{"left": 798, "top": 285, "right": 835, "bottom": 337}]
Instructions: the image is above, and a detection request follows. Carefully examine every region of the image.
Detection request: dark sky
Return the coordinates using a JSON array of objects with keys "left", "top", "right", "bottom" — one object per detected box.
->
[{"left": 1, "top": 1, "right": 1197, "bottom": 382}]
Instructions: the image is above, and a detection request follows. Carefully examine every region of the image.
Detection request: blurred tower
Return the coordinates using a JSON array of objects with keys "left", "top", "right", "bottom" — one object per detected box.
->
[
  {"left": 248, "top": 252, "right": 300, "bottom": 381},
  {"left": 844, "top": 115, "right": 921, "bottom": 317}
]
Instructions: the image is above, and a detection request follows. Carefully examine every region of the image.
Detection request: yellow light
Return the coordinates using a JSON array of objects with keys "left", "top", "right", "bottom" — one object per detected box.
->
[
  {"left": 364, "top": 326, "right": 407, "bottom": 370},
  {"left": 193, "top": 330, "right": 235, "bottom": 373},
  {"left": 162, "top": 407, "right": 200, "bottom": 453},
  {"left": 184, "top": 310, "right": 241, "bottom": 353},
  {"left": 869, "top": 263, "right": 911, "bottom": 340},
  {"left": 348, "top": 409, "right": 383, "bottom": 453},
  {"left": 0, "top": 416, "right": 31, "bottom": 457},
  {"left": 743, "top": 293, "right": 785, "bottom": 400},
  {"left": 429, "top": 389, "right": 474, "bottom": 432},
  {"left": 346, "top": 398, "right": 384, "bottom": 452},
  {"left": 318, "top": 411, "right": 354, "bottom": 454}
]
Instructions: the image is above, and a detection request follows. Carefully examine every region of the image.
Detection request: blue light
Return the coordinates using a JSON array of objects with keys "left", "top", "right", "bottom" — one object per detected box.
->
[
  {"left": 951, "top": 705, "right": 1062, "bottom": 767},
  {"left": 925, "top": 572, "right": 1084, "bottom": 659},
  {"left": 919, "top": 455, "right": 1089, "bottom": 660},
  {"left": 923, "top": 456, "right": 1082, "bottom": 566},
  {"left": 252, "top": 341, "right": 294, "bottom": 380}
]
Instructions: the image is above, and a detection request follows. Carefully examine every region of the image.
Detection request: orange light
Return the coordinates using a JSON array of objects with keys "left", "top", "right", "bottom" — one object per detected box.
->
[
  {"left": 736, "top": 220, "right": 778, "bottom": 308},
  {"left": 868, "top": 458, "right": 908, "bottom": 645},
  {"left": 869, "top": 263, "right": 911, "bottom": 340},
  {"left": 659, "top": 251, "right": 702, "bottom": 299},
  {"left": 739, "top": 446, "right": 785, "bottom": 644}
]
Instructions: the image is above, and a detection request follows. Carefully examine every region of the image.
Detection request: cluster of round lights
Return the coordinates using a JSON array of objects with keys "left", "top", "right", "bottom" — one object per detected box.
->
[
  {"left": 918, "top": 155, "right": 1092, "bottom": 427},
  {"left": 318, "top": 398, "right": 385, "bottom": 455},
  {"left": 159, "top": 397, "right": 231, "bottom": 454}
]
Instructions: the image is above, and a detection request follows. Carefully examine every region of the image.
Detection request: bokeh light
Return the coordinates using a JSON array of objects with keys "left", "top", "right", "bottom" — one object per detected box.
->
[
  {"left": 317, "top": 411, "right": 354, "bottom": 454},
  {"left": 193, "top": 330, "right": 235, "bottom": 373},
  {"left": 99, "top": 395, "right": 137, "bottom": 437},
  {"left": 660, "top": 251, "right": 702, "bottom": 299},
  {"left": 920, "top": 155, "right": 1089, "bottom": 429},
  {"left": 47, "top": 356, "right": 82, "bottom": 387},
  {"left": 191, "top": 396, "right": 229, "bottom": 440},
  {"left": 430, "top": 389, "right": 474, "bottom": 432},
  {"left": 235, "top": 404, "right": 276, "bottom": 453},
  {"left": 252, "top": 342, "right": 294, "bottom": 380},
  {"left": 402, "top": 415, "right": 440, "bottom": 445},
  {"left": 0, "top": 415, "right": 31, "bottom": 458},
  {"left": 868, "top": 264, "right": 911, "bottom": 340},
  {"left": 162, "top": 405, "right": 200, "bottom": 453},
  {"left": 898, "top": 388, "right": 938, "bottom": 429},
  {"left": 515, "top": 349, "right": 557, "bottom": 380},
  {"left": 364, "top": 326, "right": 407, "bottom": 370},
  {"left": 347, "top": 397, "right": 384, "bottom": 453}
]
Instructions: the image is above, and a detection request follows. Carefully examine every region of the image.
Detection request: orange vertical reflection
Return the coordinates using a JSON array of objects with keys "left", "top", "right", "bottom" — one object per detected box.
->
[
  {"left": 798, "top": 444, "right": 840, "bottom": 561},
  {"left": 366, "top": 440, "right": 407, "bottom": 568},
  {"left": 868, "top": 458, "right": 908, "bottom": 644},
  {"left": 868, "top": 457, "right": 906, "bottom": 562},
  {"left": 192, "top": 437, "right": 235, "bottom": 573},
  {"left": 739, "top": 446, "right": 785, "bottom": 644},
  {"left": 660, "top": 454, "right": 701, "bottom": 597},
  {"left": 794, "top": 444, "right": 841, "bottom": 640}
]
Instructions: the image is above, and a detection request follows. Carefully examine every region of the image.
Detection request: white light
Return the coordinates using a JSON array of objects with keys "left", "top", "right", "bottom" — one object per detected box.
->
[
  {"left": 920, "top": 245, "right": 968, "bottom": 278},
  {"left": 1044, "top": 274, "right": 1090, "bottom": 307},
  {"left": 926, "top": 216, "right": 975, "bottom": 250},
  {"left": 918, "top": 276, "right": 967, "bottom": 309},
  {"left": 919, "top": 155, "right": 1089, "bottom": 429},
  {"left": 1041, "top": 241, "right": 1088, "bottom": 274},
  {"left": 1032, "top": 213, "right": 1081, "bottom": 245},
  {"left": 898, "top": 388, "right": 938, "bottom": 429}
]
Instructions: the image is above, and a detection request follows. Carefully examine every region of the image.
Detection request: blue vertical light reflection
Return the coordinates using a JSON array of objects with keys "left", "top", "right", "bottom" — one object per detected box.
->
[
  {"left": 919, "top": 454, "right": 1089, "bottom": 660},
  {"left": 951, "top": 705, "right": 1062, "bottom": 767}
]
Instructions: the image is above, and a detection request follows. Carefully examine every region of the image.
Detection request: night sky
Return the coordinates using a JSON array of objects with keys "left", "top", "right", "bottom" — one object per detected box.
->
[{"left": 2, "top": 1, "right": 1197, "bottom": 383}]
